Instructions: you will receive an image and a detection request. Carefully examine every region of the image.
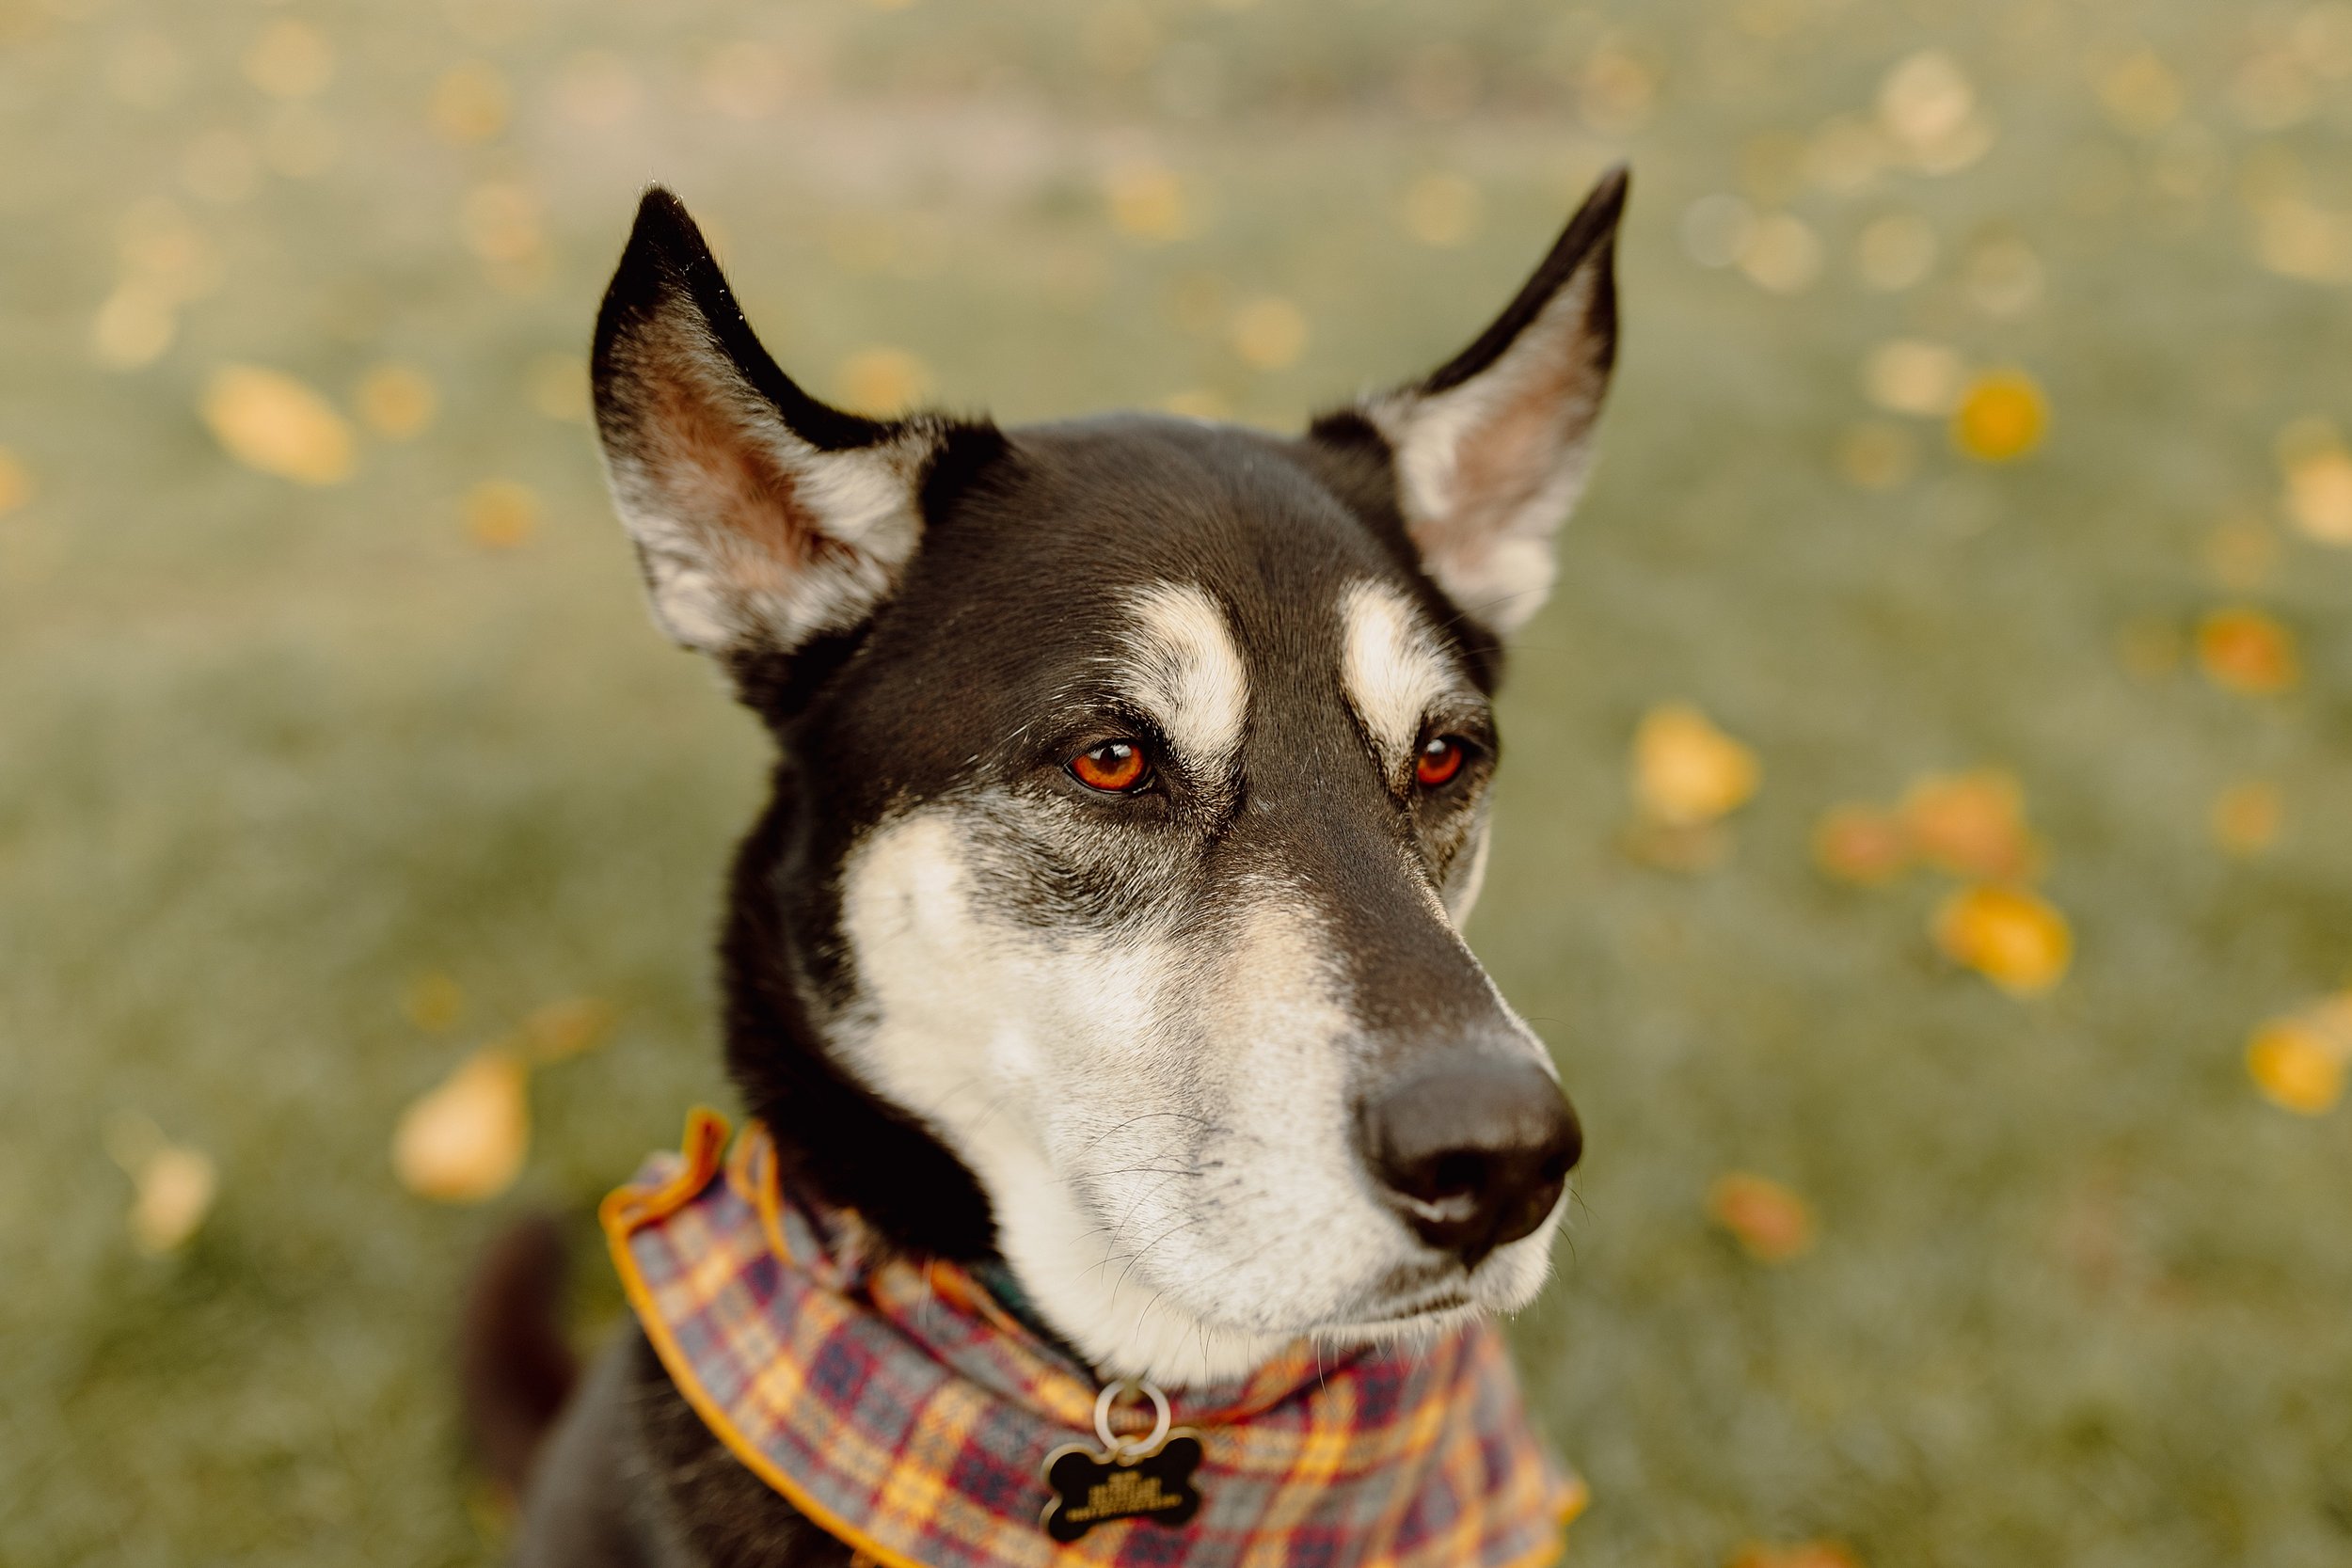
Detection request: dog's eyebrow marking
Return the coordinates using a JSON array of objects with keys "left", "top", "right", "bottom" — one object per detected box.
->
[
  {"left": 1120, "top": 581, "right": 1248, "bottom": 780},
  {"left": 1339, "top": 580, "right": 1471, "bottom": 772}
]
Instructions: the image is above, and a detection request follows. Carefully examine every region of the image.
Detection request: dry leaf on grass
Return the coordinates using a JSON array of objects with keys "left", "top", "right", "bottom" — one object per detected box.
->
[
  {"left": 392, "top": 1047, "right": 530, "bottom": 1203},
  {"left": 2196, "top": 608, "right": 2298, "bottom": 695},
  {"left": 1901, "top": 768, "right": 2041, "bottom": 882},
  {"left": 106, "top": 1111, "right": 218, "bottom": 1254},
  {"left": 1933, "top": 883, "right": 2073, "bottom": 995},
  {"left": 1707, "top": 1171, "right": 1816, "bottom": 1262},
  {"left": 2246, "top": 995, "right": 2352, "bottom": 1115},
  {"left": 1631, "top": 704, "right": 1760, "bottom": 827},
  {"left": 201, "top": 364, "right": 355, "bottom": 485}
]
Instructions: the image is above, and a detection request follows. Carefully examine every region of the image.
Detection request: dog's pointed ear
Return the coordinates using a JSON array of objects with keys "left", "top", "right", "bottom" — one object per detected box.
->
[
  {"left": 1315, "top": 166, "right": 1626, "bottom": 638},
  {"left": 592, "top": 188, "right": 961, "bottom": 662}
]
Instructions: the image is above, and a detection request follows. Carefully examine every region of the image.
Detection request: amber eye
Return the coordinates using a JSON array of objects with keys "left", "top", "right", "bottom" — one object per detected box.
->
[
  {"left": 1071, "top": 740, "right": 1151, "bottom": 793},
  {"left": 1415, "top": 736, "right": 1468, "bottom": 788}
]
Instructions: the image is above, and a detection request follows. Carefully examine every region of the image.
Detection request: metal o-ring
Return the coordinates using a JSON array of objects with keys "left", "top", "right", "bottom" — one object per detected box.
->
[{"left": 1092, "top": 1378, "right": 1172, "bottom": 1458}]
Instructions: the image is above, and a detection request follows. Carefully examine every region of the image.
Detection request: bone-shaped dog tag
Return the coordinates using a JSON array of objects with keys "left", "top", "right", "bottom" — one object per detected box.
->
[
  {"left": 1040, "top": 1378, "right": 1204, "bottom": 1543},
  {"left": 1040, "top": 1433, "right": 1203, "bottom": 1543}
]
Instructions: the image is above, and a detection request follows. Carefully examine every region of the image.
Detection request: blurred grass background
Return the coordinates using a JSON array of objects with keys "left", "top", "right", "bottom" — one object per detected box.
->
[{"left": 5, "top": 0, "right": 2352, "bottom": 1562}]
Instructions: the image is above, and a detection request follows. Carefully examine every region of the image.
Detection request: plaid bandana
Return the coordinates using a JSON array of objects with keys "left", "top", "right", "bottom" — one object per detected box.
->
[{"left": 603, "top": 1110, "right": 1585, "bottom": 1568}]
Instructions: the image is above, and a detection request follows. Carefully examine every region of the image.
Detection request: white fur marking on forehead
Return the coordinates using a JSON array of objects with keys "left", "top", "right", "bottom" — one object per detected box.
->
[
  {"left": 1339, "top": 580, "right": 1467, "bottom": 767},
  {"left": 1120, "top": 582, "right": 1248, "bottom": 779}
]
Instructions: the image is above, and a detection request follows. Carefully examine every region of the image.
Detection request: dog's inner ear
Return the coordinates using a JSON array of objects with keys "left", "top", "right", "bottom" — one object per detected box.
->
[
  {"left": 1326, "top": 167, "right": 1627, "bottom": 638},
  {"left": 592, "top": 189, "right": 951, "bottom": 661}
]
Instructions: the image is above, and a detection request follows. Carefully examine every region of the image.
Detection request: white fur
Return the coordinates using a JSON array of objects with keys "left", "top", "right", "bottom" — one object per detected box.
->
[
  {"left": 835, "top": 807, "right": 1561, "bottom": 1386},
  {"left": 1118, "top": 582, "right": 1248, "bottom": 784},
  {"left": 1363, "top": 262, "right": 1608, "bottom": 636},
  {"left": 1338, "top": 580, "right": 1476, "bottom": 776}
]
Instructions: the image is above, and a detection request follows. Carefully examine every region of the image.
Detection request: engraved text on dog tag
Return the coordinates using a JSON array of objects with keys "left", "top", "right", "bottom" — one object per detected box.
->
[{"left": 1040, "top": 1433, "right": 1204, "bottom": 1543}]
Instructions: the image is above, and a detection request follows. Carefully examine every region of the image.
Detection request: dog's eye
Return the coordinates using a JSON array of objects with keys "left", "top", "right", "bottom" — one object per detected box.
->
[
  {"left": 1415, "top": 736, "right": 1469, "bottom": 789},
  {"left": 1071, "top": 740, "right": 1152, "bottom": 793}
]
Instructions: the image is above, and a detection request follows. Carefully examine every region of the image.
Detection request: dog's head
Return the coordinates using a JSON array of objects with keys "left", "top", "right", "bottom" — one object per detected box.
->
[{"left": 590, "top": 173, "right": 1624, "bottom": 1386}]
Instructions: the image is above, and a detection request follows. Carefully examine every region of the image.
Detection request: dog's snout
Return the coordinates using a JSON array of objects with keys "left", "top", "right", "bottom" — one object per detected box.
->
[{"left": 1359, "top": 1056, "right": 1581, "bottom": 1268}]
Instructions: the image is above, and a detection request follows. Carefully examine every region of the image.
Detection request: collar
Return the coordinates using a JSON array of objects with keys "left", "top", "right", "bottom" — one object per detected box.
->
[{"left": 603, "top": 1110, "right": 1585, "bottom": 1568}]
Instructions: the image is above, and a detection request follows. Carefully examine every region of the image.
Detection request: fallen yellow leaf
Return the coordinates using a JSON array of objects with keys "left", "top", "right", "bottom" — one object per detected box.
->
[
  {"left": 1933, "top": 884, "right": 2073, "bottom": 995},
  {"left": 1707, "top": 1172, "right": 1816, "bottom": 1263},
  {"left": 201, "top": 364, "right": 356, "bottom": 485},
  {"left": 1812, "top": 803, "right": 1911, "bottom": 885},
  {"left": 393, "top": 1047, "right": 530, "bottom": 1203},
  {"left": 1950, "top": 369, "right": 2047, "bottom": 461},
  {"left": 1901, "top": 768, "right": 2040, "bottom": 882},
  {"left": 2196, "top": 607, "right": 2298, "bottom": 695},
  {"left": 1632, "top": 704, "right": 1760, "bottom": 827},
  {"left": 2284, "top": 446, "right": 2352, "bottom": 545},
  {"left": 130, "top": 1143, "right": 218, "bottom": 1255},
  {"left": 2247, "top": 995, "right": 2352, "bottom": 1115}
]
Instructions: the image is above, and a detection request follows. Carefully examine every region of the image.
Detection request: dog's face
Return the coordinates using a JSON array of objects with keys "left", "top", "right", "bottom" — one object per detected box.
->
[{"left": 591, "top": 177, "right": 1623, "bottom": 1386}]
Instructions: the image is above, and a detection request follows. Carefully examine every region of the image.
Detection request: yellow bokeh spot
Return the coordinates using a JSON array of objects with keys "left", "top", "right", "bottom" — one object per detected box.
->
[
  {"left": 0, "top": 447, "right": 31, "bottom": 515},
  {"left": 465, "top": 480, "right": 540, "bottom": 549},
  {"left": 2283, "top": 445, "right": 2352, "bottom": 545},
  {"left": 2247, "top": 1021, "right": 2345, "bottom": 1115},
  {"left": 243, "top": 19, "right": 334, "bottom": 99},
  {"left": 1707, "top": 1172, "right": 1816, "bottom": 1263},
  {"left": 1933, "top": 884, "right": 2073, "bottom": 995},
  {"left": 1950, "top": 369, "right": 2047, "bottom": 462},
  {"left": 392, "top": 1048, "right": 530, "bottom": 1203},
  {"left": 835, "top": 347, "right": 932, "bottom": 416},
  {"left": 356, "top": 363, "right": 438, "bottom": 439},
  {"left": 1229, "top": 297, "right": 1309, "bottom": 372},
  {"left": 130, "top": 1143, "right": 218, "bottom": 1255},
  {"left": 1901, "top": 768, "right": 2040, "bottom": 882},
  {"left": 430, "top": 60, "right": 511, "bottom": 146},
  {"left": 2196, "top": 607, "right": 2299, "bottom": 695},
  {"left": 1398, "top": 173, "right": 1482, "bottom": 248},
  {"left": 92, "top": 284, "right": 177, "bottom": 370},
  {"left": 1105, "top": 162, "right": 1191, "bottom": 244},
  {"left": 1631, "top": 704, "right": 1760, "bottom": 828},
  {"left": 2210, "top": 780, "right": 2282, "bottom": 856},
  {"left": 201, "top": 364, "right": 356, "bottom": 485}
]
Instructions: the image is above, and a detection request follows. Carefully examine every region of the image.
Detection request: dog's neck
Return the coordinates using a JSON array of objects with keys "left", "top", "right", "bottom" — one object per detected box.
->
[{"left": 720, "top": 784, "right": 998, "bottom": 1262}]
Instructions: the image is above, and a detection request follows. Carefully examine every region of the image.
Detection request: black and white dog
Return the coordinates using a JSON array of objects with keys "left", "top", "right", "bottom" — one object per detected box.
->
[{"left": 486, "top": 166, "right": 1625, "bottom": 1566}]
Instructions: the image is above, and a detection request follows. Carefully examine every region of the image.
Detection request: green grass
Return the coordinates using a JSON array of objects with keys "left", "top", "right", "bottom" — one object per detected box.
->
[{"left": 5, "top": 0, "right": 2351, "bottom": 1563}]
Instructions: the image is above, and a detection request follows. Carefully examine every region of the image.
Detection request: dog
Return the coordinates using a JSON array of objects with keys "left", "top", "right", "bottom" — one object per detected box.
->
[{"left": 474, "top": 165, "right": 1626, "bottom": 1568}]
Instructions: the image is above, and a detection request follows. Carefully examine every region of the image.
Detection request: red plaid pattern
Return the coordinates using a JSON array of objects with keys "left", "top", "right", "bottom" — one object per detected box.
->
[{"left": 604, "top": 1110, "right": 1585, "bottom": 1568}]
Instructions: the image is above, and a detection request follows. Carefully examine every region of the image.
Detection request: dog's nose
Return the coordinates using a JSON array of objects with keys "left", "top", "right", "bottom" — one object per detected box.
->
[{"left": 1359, "top": 1056, "right": 1581, "bottom": 1268}]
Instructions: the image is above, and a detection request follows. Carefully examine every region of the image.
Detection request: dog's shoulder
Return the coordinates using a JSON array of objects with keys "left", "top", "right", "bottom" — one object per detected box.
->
[{"left": 515, "top": 1327, "right": 853, "bottom": 1568}]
